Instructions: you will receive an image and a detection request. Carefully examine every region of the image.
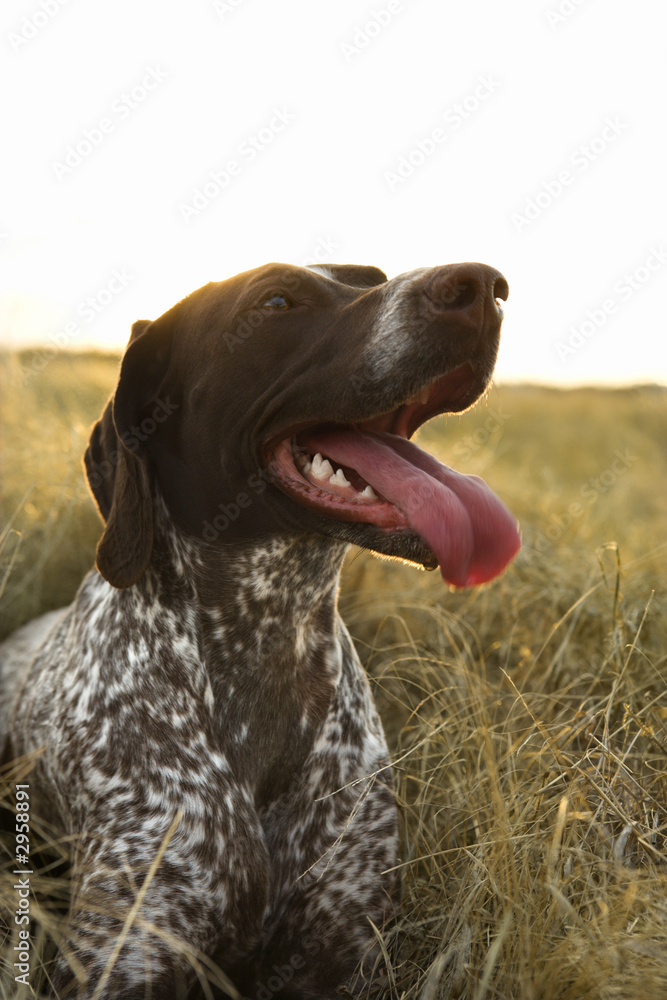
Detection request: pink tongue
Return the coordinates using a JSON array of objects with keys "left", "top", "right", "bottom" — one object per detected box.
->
[{"left": 302, "top": 429, "right": 521, "bottom": 588}]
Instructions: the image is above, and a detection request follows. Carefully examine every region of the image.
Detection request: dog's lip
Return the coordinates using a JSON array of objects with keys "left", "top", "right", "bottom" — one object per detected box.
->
[
  {"left": 262, "top": 362, "right": 479, "bottom": 457},
  {"left": 360, "top": 362, "right": 479, "bottom": 439},
  {"left": 268, "top": 437, "right": 409, "bottom": 528},
  {"left": 263, "top": 360, "right": 521, "bottom": 588},
  {"left": 261, "top": 361, "right": 480, "bottom": 536},
  {"left": 261, "top": 363, "right": 481, "bottom": 515}
]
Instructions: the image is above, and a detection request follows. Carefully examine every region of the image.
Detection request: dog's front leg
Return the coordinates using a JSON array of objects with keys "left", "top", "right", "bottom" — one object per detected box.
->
[{"left": 50, "top": 805, "right": 270, "bottom": 1000}]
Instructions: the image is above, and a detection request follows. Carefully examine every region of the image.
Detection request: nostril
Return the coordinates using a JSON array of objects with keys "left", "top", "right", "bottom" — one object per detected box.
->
[
  {"left": 447, "top": 282, "right": 477, "bottom": 310},
  {"left": 423, "top": 264, "right": 509, "bottom": 317}
]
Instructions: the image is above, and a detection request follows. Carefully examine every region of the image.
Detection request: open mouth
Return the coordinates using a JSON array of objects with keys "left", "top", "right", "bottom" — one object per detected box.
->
[{"left": 266, "top": 363, "right": 521, "bottom": 588}]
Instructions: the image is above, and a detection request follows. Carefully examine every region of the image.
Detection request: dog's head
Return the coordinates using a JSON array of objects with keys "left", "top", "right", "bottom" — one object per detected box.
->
[{"left": 85, "top": 262, "right": 520, "bottom": 589}]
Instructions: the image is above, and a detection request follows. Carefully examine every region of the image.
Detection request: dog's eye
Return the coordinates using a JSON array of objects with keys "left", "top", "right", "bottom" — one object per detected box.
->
[{"left": 262, "top": 294, "right": 291, "bottom": 310}]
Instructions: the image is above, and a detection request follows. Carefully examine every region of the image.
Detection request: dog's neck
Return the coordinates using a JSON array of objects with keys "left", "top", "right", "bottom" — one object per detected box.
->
[
  {"left": 146, "top": 494, "right": 350, "bottom": 658},
  {"left": 137, "top": 496, "right": 350, "bottom": 799},
  {"left": 151, "top": 497, "right": 348, "bottom": 637}
]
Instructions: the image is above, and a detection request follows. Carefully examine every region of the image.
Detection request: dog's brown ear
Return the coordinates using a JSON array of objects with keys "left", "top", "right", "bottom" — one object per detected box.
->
[{"left": 84, "top": 315, "right": 175, "bottom": 589}]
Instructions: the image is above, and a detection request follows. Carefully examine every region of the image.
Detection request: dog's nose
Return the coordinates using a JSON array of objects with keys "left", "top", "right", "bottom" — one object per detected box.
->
[{"left": 423, "top": 263, "right": 509, "bottom": 317}]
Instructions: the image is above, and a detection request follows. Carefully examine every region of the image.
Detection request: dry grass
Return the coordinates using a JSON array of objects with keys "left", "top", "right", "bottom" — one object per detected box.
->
[
  {"left": 342, "top": 557, "right": 666, "bottom": 999},
  {"left": 1, "top": 350, "right": 666, "bottom": 998}
]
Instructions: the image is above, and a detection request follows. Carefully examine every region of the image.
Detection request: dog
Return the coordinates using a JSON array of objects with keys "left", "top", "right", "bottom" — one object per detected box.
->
[{"left": 0, "top": 261, "right": 520, "bottom": 998}]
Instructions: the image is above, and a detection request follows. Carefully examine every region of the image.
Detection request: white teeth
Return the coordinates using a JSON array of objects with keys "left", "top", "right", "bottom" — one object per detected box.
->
[
  {"left": 329, "top": 469, "right": 351, "bottom": 488},
  {"left": 310, "top": 453, "right": 334, "bottom": 480},
  {"left": 295, "top": 445, "right": 378, "bottom": 501}
]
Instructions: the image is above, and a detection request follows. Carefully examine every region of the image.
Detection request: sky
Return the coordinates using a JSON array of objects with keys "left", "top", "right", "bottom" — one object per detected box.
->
[{"left": 1, "top": 0, "right": 666, "bottom": 385}]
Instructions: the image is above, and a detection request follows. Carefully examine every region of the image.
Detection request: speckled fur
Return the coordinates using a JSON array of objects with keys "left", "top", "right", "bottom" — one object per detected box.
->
[
  {"left": 1, "top": 260, "right": 508, "bottom": 998},
  {"left": 2, "top": 498, "right": 398, "bottom": 998}
]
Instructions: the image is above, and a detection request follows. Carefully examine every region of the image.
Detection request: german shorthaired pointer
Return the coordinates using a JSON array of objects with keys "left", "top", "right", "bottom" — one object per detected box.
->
[{"left": 0, "top": 261, "right": 520, "bottom": 999}]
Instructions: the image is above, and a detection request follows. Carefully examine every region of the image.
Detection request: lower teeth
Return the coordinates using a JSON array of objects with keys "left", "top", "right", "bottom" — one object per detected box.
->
[{"left": 293, "top": 445, "right": 378, "bottom": 501}]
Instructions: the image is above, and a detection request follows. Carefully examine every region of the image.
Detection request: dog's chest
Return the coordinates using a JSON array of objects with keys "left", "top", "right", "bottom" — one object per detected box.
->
[{"left": 200, "top": 607, "right": 347, "bottom": 805}]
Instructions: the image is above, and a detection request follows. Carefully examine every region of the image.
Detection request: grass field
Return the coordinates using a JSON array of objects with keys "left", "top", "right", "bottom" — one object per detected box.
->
[{"left": 1, "top": 349, "right": 666, "bottom": 998}]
